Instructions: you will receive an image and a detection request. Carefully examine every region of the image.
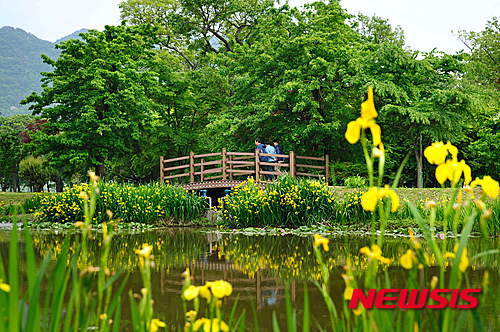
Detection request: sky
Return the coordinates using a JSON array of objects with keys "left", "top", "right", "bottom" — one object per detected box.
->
[{"left": 0, "top": 0, "right": 498, "bottom": 52}]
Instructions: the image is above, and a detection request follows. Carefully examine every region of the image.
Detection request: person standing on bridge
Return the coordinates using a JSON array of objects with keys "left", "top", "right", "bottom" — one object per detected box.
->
[
  {"left": 255, "top": 138, "right": 267, "bottom": 181},
  {"left": 273, "top": 139, "right": 285, "bottom": 175},
  {"left": 264, "top": 142, "right": 277, "bottom": 180},
  {"left": 273, "top": 140, "right": 284, "bottom": 161},
  {"left": 255, "top": 138, "right": 275, "bottom": 180}
]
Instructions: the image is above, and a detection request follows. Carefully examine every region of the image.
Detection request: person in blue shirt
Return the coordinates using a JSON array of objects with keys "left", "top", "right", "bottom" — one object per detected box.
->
[
  {"left": 264, "top": 143, "right": 277, "bottom": 180},
  {"left": 273, "top": 140, "right": 284, "bottom": 161},
  {"left": 254, "top": 138, "right": 266, "bottom": 161},
  {"left": 254, "top": 138, "right": 276, "bottom": 180},
  {"left": 255, "top": 138, "right": 267, "bottom": 180}
]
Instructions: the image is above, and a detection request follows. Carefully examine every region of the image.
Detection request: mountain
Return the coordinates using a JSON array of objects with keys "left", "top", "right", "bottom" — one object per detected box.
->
[
  {"left": 0, "top": 27, "right": 87, "bottom": 116},
  {"left": 55, "top": 28, "right": 88, "bottom": 44}
]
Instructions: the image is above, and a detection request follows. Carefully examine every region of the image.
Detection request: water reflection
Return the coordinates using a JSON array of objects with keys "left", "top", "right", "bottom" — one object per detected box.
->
[{"left": 0, "top": 228, "right": 498, "bottom": 330}]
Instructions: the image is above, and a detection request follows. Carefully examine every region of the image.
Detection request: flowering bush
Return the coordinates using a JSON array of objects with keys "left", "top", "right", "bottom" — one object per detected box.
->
[
  {"left": 30, "top": 182, "right": 207, "bottom": 224},
  {"left": 219, "top": 175, "right": 337, "bottom": 227}
]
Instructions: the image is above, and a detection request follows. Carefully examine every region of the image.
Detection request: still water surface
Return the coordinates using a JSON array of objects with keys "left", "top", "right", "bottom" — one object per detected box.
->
[{"left": 0, "top": 228, "right": 498, "bottom": 330}]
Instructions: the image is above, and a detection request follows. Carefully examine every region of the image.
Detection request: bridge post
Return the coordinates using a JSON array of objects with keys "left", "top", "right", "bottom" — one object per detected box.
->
[
  {"left": 159, "top": 156, "right": 164, "bottom": 184},
  {"left": 189, "top": 151, "right": 195, "bottom": 183},
  {"left": 222, "top": 148, "right": 227, "bottom": 180},
  {"left": 325, "top": 154, "right": 330, "bottom": 185},
  {"left": 254, "top": 148, "right": 260, "bottom": 182},
  {"left": 229, "top": 155, "right": 233, "bottom": 180},
  {"left": 289, "top": 151, "right": 296, "bottom": 178},
  {"left": 200, "top": 159, "right": 205, "bottom": 182}
]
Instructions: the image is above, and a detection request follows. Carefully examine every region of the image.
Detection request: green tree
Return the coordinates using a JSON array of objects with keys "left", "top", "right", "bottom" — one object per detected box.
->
[
  {"left": 202, "top": 1, "right": 358, "bottom": 156},
  {"left": 18, "top": 155, "right": 49, "bottom": 192},
  {"left": 120, "top": 0, "right": 273, "bottom": 68},
  {"left": 22, "top": 24, "right": 160, "bottom": 177},
  {"left": 458, "top": 18, "right": 499, "bottom": 178},
  {"left": 0, "top": 114, "right": 34, "bottom": 191},
  {"left": 343, "top": 15, "right": 474, "bottom": 187}
]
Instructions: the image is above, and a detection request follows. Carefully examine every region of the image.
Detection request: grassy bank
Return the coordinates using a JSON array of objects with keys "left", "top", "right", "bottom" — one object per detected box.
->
[
  {"left": 218, "top": 176, "right": 499, "bottom": 234},
  {"left": 0, "top": 192, "right": 33, "bottom": 205},
  {"left": 329, "top": 186, "right": 457, "bottom": 203},
  {"left": 2, "top": 183, "right": 498, "bottom": 234}
]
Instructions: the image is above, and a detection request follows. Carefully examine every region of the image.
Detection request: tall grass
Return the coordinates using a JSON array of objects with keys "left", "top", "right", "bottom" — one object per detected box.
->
[
  {"left": 0, "top": 176, "right": 245, "bottom": 331},
  {"left": 0, "top": 180, "right": 140, "bottom": 331}
]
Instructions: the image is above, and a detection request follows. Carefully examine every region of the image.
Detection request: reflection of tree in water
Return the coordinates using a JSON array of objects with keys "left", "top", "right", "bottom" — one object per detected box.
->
[
  {"left": 24, "top": 229, "right": 499, "bottom": 280},
  {"left": 2, "top": 228, "right": 498, "bottom": 329}
]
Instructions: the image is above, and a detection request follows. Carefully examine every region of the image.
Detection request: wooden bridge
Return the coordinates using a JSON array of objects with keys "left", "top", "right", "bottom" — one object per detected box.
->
[{"left": 160, "top": 149, "right": 329, "bottom": 190}]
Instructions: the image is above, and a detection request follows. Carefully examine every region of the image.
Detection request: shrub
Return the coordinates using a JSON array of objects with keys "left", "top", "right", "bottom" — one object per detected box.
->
[
  {"left": 219, "top": 175, "right": 338, "bottom": 228},
  {"left": 30, "top": 182, "right": 207, "bottom": 224},
  {"left": 343, "top": 175, "right": 367, "bottom": 188}
]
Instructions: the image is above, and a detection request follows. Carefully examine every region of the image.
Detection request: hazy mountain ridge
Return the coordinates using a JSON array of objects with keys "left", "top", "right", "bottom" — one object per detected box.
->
[{"left": 0, "top": 26, "right": 87, "bottom": 116}]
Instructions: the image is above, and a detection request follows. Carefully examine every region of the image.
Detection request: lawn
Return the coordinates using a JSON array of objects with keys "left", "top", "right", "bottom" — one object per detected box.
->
[
  {"left": 329, "top": 186, "right": 465, "bottom": 203},
  {"left": 0, "top": 192, "right": 34, "bottom": 206}
]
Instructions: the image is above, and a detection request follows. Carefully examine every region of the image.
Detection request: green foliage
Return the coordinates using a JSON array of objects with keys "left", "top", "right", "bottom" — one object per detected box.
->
[
  {"left": 463, "top": 118, "right": 499, "bottom": 178},
  {"left": 21, "top": 24, "right": 161, "bottom": 178},
  {"left": 0, "top": 114, "right": 35, "bottom": 191},
  {"left": 219, "top": 175, "right": 338, "bottom": 227},
  {"left": 202, "top": 1, "right": 356, "bottom": 155},
  {"left": 343, "top": 175, "right": 366, "bottom": 188},
  {"left": 30, "top": 182, "right": 207, "bottom": 224},
  {"left": 8, "top": 1, "right": 498, "bottom": 188},
  {"left": 18, "top": 155, "right": 49, "bottom": 192}
]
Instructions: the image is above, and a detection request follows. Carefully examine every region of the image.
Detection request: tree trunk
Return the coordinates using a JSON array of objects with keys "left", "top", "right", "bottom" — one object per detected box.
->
[
  {"left": 14, "top": 177, "right": 19, "bottom": 192},
  {"left": 55, "top": 177, "right": 64, "bottom": 192},
  {"left": 415, "top": 133, "right": 423, "bottom": 188},
  {"left": 95, "top": 156, "right": 105, "bottom": 178}
]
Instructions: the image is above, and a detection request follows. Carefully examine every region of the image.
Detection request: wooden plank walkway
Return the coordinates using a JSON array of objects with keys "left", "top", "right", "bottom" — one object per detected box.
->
[{"left": 160, "top": 149, "right": 329, "bottom": 189}]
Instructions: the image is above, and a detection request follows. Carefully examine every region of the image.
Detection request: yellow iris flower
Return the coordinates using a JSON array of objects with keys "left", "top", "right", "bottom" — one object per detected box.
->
[
  {"left": 135, "top": 243, "right": 153, "bottom": 259},
  {"left": 343, "top": 286, "right": 354, "bottom": 300},
  {"left": 444, "top": 245, "right": 469, "bottom": 273},
  {"left": 435, "top": 159, "right": 472, "bottom": 185},
  {"left": 424, "top": 141, "right": 458, "bottom": 165},
  {"left": 150, "top": 318, "right": 166, "bottom": 332},
  {"left": 183, "top": 285, "right": 200, "bottom": 301},
  {"left": 185, "top": 310, "right": 197, "bottom": 322},
  {"left": 193, "top": 318, "right": 229, "bottom": 332},
  {"left": 313, "top": 234, "right": 329, "bottom": 251},
  {"left": 470, "top": 176, "right": 499, "bottom": 199},
  {"left": 399, "top": 249, "right": 416, "bottom": 269},
  {"left": 373, "top": 143, "right": 384, "bottom": 158},
  {"left": 430, "top": 276, "right": 438, "bottom": 289},
  {"left": 207, "top": 280, "right": 232, "bottom": 299},
  {"left": 199, "top": 285, "right": 211, "bottom": 300},
  {"left": 0, "top": 280, "right": 10, "bottom": 293},
  {"left": 345, "top": 87, "right": 382, "bottom": 146},
  {"left": 359, "top": 244, "right": 392, "bottom": 264},
  {"left": 361, "top": 86, "right": 377, "bottom": 120},
  {"left": 424, "top": 141, "right": 473, "bottom": 185},
  {"left": 360, "top": 186, "right": 400, "bottom": 212},
  {"left": 345, "top": 118, "right": 382, "bottom": 146}
]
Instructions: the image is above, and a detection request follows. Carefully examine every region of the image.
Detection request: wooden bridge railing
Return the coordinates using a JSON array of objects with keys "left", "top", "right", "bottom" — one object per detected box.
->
[{"left": 160, "top": 149, "right": 329, "bottom": 185}]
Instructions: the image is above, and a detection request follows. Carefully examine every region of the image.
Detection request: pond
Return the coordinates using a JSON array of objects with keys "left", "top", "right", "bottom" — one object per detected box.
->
[{"left": 0, "top": 228, "right": 498, "bottom": 330}]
